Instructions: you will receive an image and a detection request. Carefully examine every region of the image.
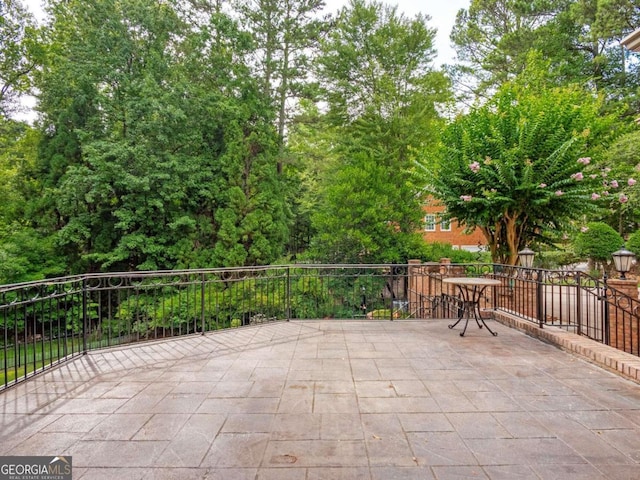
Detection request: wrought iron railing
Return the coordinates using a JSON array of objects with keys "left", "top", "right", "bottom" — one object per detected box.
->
[
  {"left": 417, "top": 262, "right": 639, "bottom": 358},
  {"left": 1, "top": 262, "right": 639, "bottom": 390},
  {"left": 0, "top": 264, "right": 413, "bottom": 390}
]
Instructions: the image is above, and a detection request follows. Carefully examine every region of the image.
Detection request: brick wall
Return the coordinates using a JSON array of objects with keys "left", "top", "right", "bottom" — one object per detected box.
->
[
  {"left": 422, "top": 202, "right": 486, "bottom": 250},
  {"left": 607, "top": 279, "right": 640, "bottom": 356}
]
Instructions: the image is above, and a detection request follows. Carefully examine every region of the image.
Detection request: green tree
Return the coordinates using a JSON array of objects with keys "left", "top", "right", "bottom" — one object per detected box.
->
[
  {"left": 235, "top": 0, "right": 325, "bottom": 157},
  {"left": 574, "top": 221, "right": 623, "bottom": 268},
  {"left": 421, "top": 54, "right": 617, "bottom": 265},
  {"left": 598, "top": 129, "right": 640, "bottom": 235},
  {"left": 450, "top": 0, "right": 569, "bottom": 97},
  {"left": 625, "top": 228, "right": 640, "bottom": 256},
  {"left": 32, "top": 0, "right": 288, "bottom": 271},
  {"left": 309, "top": 0, "right": 449, "bottom": 263},
  {"left": 0, "top": 117, "right": 65, "bottom": 283},
  {"left": 451, "top": 0, "right": 640, "bottom": 103},
  {"left": 0, "top": 0, "right": 42, "bottom": 116}
]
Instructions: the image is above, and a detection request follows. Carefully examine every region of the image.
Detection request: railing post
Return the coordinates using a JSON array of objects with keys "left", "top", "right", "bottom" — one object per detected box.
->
[
  {"left": 286, "top": 267, "right": 291, "bottom": 321},
  {"left": 602, "top": 273, "right": 610, "bottom": 346},
  {"left": 576, "top": 272, "right": 582, "bottom": 337},
  {"left": 201, "top": 272, "right": 206, "bottom": 335},
  {"left": 390, "top": 267, "right": 395, "bottom": 321},
  {"left": 82, "top": 278, "right": 88, "bottom": 355},
  {"left": 536, "top": 269, "right": 544, "bottom": 328}
]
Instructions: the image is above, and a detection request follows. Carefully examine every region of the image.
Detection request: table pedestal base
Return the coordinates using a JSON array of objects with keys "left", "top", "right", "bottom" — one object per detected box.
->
[
  {"left": 447, "top": 284, "right": 498, "bottom": 337},
  {"left": 448, "top": 301, "right": 498, "bottom": 337}
]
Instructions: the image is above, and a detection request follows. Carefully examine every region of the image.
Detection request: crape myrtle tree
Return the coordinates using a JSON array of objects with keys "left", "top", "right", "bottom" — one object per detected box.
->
[
  {"left": 309, "top": 0, "right": 450, "bottom": 263},
  {"left": 421, "top": 54, "right": 619, "bottom": 265}
]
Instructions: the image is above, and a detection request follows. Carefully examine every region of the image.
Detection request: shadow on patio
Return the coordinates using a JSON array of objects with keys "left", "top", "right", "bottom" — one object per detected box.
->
[{"left": 1, "top": 319, "right": 639, "bottom": 480}]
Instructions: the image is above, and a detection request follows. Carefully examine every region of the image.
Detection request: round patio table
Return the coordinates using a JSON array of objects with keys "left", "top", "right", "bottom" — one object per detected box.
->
[{"left": 442, "top": 277, "right": 502, "bottom": 337}]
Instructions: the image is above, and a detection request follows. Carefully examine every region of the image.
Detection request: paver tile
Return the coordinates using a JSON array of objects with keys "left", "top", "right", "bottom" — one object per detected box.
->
[{"left": 1, "top": 319, "right": 639, "bottom": 479}]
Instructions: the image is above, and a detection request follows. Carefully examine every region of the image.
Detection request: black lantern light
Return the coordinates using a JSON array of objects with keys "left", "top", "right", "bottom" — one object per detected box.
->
[
  {"left": 518, "top": 247, "right": 535, "bottom": 269},
  {"left": 612, "top": 245, "right": 635, "bottom": 280}
]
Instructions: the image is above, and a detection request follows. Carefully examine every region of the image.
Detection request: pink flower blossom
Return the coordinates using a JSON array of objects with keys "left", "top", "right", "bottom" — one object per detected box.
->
[
  {"left": 555, "top": 190, "right": 564, "bottom": 196},
  {"left": 469, "top": 161, "right": 480, "bottom": 173},
  {"left": 590, "top": 175, "right": 598, "bottom": 179},
  {"left": 629, "top": 178, "right": 637, "bottom": 186},
  {"left": 610, "top": 180, "right": 619, "bottom": 188},
  {"left": 571, "top": 172, "right": 584, "bottom": 181},
  {"left": 620, "top": 194, "right": 628, "bottom": 204},
  {"left": 591, "top": 193, "right": 600, "bottom": 200},
  {"left": 577, "top": 157, "right": 591, "bottom": 165},
  {"left": 460, "top": 195, "right": 473, "bottom": 202},
  {"left": 581, "top": 226, "right": 589, "bottom": 233},
  {"left": 602, "top": 191, "right": 610, "bottom": 196},
  {"left": 539, "top": 183, "right": 547, "bottom": 188}
]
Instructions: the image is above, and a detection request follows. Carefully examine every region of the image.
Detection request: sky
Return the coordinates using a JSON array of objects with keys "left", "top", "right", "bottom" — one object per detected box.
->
[{"left": 23, "top": 0, "right": 470, "bottom": 66}]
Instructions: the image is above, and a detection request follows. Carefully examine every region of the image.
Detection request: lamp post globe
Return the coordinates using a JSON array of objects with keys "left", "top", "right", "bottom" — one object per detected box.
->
[
  {"left": 518, "top": 247, "right": 535, "bottom": 269},
  {"left": 612, "top": 245, "right": 635, "bottom": 280}
]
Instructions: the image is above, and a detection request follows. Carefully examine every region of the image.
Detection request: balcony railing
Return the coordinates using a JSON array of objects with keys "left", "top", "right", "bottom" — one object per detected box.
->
[{"left": 2, "top": 263, "right": 639, "bottom": 391}]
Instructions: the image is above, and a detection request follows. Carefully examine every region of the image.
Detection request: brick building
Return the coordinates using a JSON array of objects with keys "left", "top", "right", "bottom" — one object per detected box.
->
[{"left": 421, "top": 201, "right": 487, "bottom": 252}]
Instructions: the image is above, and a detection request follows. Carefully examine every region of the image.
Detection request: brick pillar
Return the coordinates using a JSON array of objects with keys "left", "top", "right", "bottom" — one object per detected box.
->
[
  {"left": 408, "top": 260, "right": 422, "bottom": 312},
  {"left": 606, "top": 278, "right": 639, "bottom": 355}
]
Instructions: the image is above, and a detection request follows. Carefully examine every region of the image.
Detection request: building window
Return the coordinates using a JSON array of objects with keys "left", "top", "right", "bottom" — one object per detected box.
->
[
  {"left": 425, "top": 214, "right": 436, "bottom": 231},
  {"left": 441, "top": 218, "right": 451, "bottom": 231}
]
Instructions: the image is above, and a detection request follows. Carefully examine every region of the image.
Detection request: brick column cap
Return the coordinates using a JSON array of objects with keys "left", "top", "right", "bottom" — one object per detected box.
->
[{"left": 607, "top": 278, "right": 638, "bottom": 299}]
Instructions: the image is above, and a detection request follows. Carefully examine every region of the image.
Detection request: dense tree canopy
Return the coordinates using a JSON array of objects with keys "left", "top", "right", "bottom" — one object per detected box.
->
[
  {"left": 0, "top": 0, "right": 639, "bottom": 283},
  {"left": 451, "top": 0, "right": 640, "bottom": 107},
  {"left": 308, "top": 0, "right": 449, "bottom": 263}
]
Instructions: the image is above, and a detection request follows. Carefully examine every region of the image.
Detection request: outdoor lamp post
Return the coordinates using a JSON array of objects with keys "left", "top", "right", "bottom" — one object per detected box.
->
[
  {"left": 612, "top": 245, "right": 635, "bottom": 279},
  {"left": 518, "top": 248, "right": 535, "bottom": 268}
]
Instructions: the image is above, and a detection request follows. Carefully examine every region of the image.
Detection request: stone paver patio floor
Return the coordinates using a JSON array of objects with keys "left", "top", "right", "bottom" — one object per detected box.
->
[{"left": 1, "top": 319, "right": 640, "bottom": 479}]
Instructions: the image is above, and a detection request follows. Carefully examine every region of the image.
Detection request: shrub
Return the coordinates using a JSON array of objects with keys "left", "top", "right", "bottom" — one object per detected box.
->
[
  {"left": 421, "top": 242, "right": 479, "bottom": 263},
  {"left": 574, "top": 222, "right": 623, "bottom": 263},
  {"left": 626, "top": 230, "right": 640, "bottom": 256}
]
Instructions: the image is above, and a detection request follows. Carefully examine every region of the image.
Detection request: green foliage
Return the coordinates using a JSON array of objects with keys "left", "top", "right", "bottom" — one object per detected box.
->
[
  {"left": 421, "top": 54, "right": 617, "bottom": 264},
  {"left": 597, "top": 129, "right": 640, "bottom": 235},
  {"left": 451, "top": 0, "right": 640, "bottom": 105},
  {"left": 421, "top": 243, "right": 479, "bottom": 264},
  {"left": 451, "top": 0, "right": 566, "bottom": 95},
  {"left": 0, "top": 0, "right": 41, "bottom": 115},
  {"left": 29, "top": 0, "right": 289, "bottom": 272},
  {"left": 574, "top": 222, "right": 623, "bottom": 262},
  {"left": 4, "top": 0, "right": 639, "bottom": 277},
  {"left": 235, "top": 0, "right": 325, "bottom": 144},
  {"left": 0, "top": 228, "right": 66, "bottom": 284},
  {"left": 625, "top": 230, "right": 640, "bottom": 257},
  {"left": 309, "top": 0, "right": 449, "bottom": 263},
  {"left": 536, "top": 248, "right": 581, "bottom": 269}
]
